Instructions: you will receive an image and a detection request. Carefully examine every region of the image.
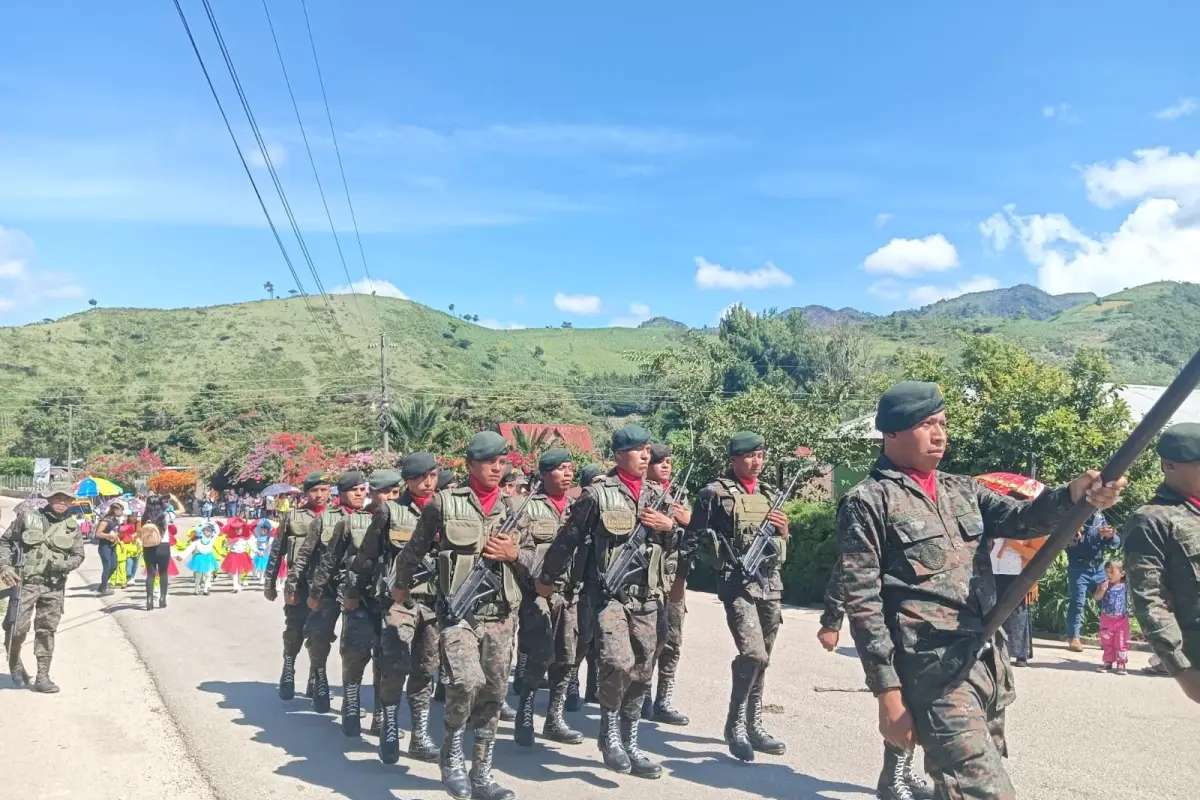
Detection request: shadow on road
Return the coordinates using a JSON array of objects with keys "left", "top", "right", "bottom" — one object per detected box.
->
[{"left": 200, "top": 679, "right": 444, "bottom": 799}]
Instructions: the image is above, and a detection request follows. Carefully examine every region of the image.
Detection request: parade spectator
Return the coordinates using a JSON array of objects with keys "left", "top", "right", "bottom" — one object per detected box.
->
[
  {"left": 990, "top": 537, "right": 1042, "bottom": 666},
  {"left": 94, "top": 502, "right": 125, "bottom": 596},
  {"left": 1066, "top": 511, "right": 1120, "bottom": 651},
  {"left": 1095, "top": 559, "right": 1131, "bottom": 674}
]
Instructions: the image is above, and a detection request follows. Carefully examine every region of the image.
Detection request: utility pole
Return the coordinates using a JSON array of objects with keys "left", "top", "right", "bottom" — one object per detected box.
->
[
  {"left": 66, "top": 404, "right": 74, "bottom": 480},
  {"left": 377, "top": 333, "right": 389, "bottom": 457}
]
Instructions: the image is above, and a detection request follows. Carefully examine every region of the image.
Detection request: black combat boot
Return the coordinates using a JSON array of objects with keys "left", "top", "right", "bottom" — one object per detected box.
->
[
  {"left": 278, "top": 653, "right": 296, "bottom": 700},
  {"left": 408, "top": 694, "right": 441, "bottom": 762},
  {"left": 542, "top": 682, "right": 584, "bottom": 744},
  {"left": 901, "top": 747, "right": 935, "bottom": 800},
  {"left": 724, "top": 684, "right": 755, "bottom": 763},
  {"left": 440, "top": 727, "right": 472, "bottom": 800},
  {"left": 304, "top": 665, "right": 315, "bottom": 698},
  {"left": 746, "top": 692, "right": 786, "bottom": 755},
  {"left": 511, "top": 651, "right": 528, "bottom": 695},
  {"left": 641, "top": 688, "right": 653, "bottom": 720},
  {"left": 564, "top": 668, "right": 582, "bottom": 712},
  {"left": 8, "top": 642, "right": 29, "bottom": 689},
  {"left": 597, "top": 709, "right": 631, "bottom": 774},
  {"left": 514, "top": 688, "right": 537, "bottom": 747},
  {"left": 583, "top": 654, "right": 599, "bottom": 705},
  {"left": 653, "top": 672, "right": 689, "bottom": 726},
  {"left": 620, "top": 714, "right": 663, "bottom": 779},
  {"left": 342, "top": 682, "right": 362, "bottom": 737},
  {"left": 378, "top": 703, "right": 402, "bottom": 765},
  {"left": 877, "top": 744, "right": 918, "bottom": 800},
  {"left": 499, "top": 699, "right": 517, "bottom": 723},
  {"left": 312, "top": 667, "right": 331, "bottom": 714},
  {"left": 469, "top": 736, "right": 515, "bottom": 800},
  {"left": 32, "top": 659, "right": 59, "bottom": 694},
  {"left": 435, "top": 672, "right": 447, "bottom": 702}
]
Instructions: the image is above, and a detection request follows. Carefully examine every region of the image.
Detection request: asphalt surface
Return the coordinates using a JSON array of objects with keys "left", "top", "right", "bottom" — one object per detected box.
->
[{"left": 5, "top": 511, "right": 1199, "bottom": 799}]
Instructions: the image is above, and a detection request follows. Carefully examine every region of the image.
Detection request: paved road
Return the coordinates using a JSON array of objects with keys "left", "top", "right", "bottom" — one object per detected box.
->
[{"left": 7, "top": 512, "right": 1200, "bottom": 799}]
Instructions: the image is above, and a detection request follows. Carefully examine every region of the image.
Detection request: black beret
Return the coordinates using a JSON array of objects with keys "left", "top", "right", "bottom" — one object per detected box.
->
[
  {"left": 728, "top": 431, "right": 765, "bottom": 456},
  {"left": 401, "top": 452, "right": 438, "bottom": 480},
  {"left": 436, "top": 469, "right": 457, "bottom": 491},
  {"left": 875, "top": 381, "right": 945, "bottom": 434},
  {"left": 1157, "top": 422, "right": 1200, "bottom": 464},
  {"left": 467, "top": 431, "right": 509, "bottom": 461},
  {"left": 369, "top": 469, "right": 402, "bottom": 492},
  {"left": 649, "top": 443, "right": 672, "bottom": 464},
  {"left": 302, "top": 471, "right": 334, "bottom": 491},
  {"left": 612, "top": 424, "right": 652, "bottom": 452},
  {"left": 579, "top": 464, "right": 604, "bottom": 486},
  {"left": 337, "top": 470, "right": 367, "bottom": 493},
  {"left": 538, "top": 448, "right": 572, "bottom": 473}
]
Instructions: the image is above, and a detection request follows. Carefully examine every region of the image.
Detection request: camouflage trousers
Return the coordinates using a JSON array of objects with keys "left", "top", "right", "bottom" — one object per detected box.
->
[
  {"left": 595, "top": 596, "right": 665, "bottom": 717},
  {"left": 656, "top": 592, "right": 686, "bottom": 679},
  {"left": 304, "top": 592, "right": 341, "bottom": 666},
  {"left": 724, "top": 594, "right": 781, "bottom": 697},
  {"left": 281, "top": 593, "right": 310, "bottom": 658},
  {"left": 440, "top": 613, "right": 516, "bottom": 737},
  {"left": 10, "top": 583, "right": 66, "bottom": 664},
  {"left": 518, "top": 591, "right": 579, "bottom": 691},
  {"left": 340, "top": 600, "right": 382, "bottom": 684},
  {"left": 378, "top": 596, "right": 439, "bottom": 705},
  {"left": 909, "top": 652, "right": 1013, "bottom": 800}
]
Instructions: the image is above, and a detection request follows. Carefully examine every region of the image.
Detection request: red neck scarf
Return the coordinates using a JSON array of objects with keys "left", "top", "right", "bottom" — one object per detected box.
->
[
  {"left": 737, "top": 477, "right": 757, "bottom": 495},
  {"left": 616, "top": 468, "right": 643, "bottom": 501},
  {"left": 1186, "top": 495, "right": 1200, "bottom": 512},
  {"left": 308, "top": 504, "right": 326, "bottom": 515},
  {"left": 411, "top": 493, "right": 431, "bottom": 511},
  {"left": 545, "top": 493, "right": 568, "bottom": 515},
  {"left": 469, "top": 477, "right": 500, "bottom": 516},
  {"left": 901, "top": 468, "right": 938, "bottom": 503}
]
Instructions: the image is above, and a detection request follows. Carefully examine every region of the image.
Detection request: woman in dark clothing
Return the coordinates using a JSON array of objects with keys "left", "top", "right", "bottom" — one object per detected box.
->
[
  {"left": 140, "top": 495, "right": 172, "bottom": 610},
  {"left": 94, "top": 502, "right": 125, "bottom": 596}
]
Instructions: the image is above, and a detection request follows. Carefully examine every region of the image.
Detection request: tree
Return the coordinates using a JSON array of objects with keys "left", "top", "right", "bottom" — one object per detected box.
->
[
  {"left": 385, "top": 398, "right": 445, "bottom": 453},
  {"left": 561, "top": 321, "right": 573, "bottom": 329},
  {"left": 510, "top": 425, "right": 560, "bottom": 457},
  {"left": 449, "top": 303, "right": 455, "bottom": 313},
  {"left": 287, "top": 289, "right": 298, "bottom": 296},
  {"left": 88, "top": 299, "right": 98, "bottom": 308},
  {"left": 8, "top": 389, "right": 108, "bottom": 465},
  {"left": 264, "top": 281, "right": 275, "bottom": 299}
]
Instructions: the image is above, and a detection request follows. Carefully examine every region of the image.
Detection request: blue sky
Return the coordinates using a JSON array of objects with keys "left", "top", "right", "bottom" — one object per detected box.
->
[{"left": 2, "top": 1, "right": 1199, "bottom": 328}]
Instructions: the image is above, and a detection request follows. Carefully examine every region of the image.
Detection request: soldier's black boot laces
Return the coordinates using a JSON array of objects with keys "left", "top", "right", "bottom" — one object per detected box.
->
[
  {"left": 597, "top": 709, "right": 631, "bottom": 774},
  {"left": 469, "top": 736, "right": 515, "bottom": 800},
  {"left": 877, "top": 750, "right": 916, "bottom": 800},
  {"left": 514, "top": 689, "right": 537, "bottom": 747},
  {"left": 312, "top": 667, "right": 331, "bottom": 713},
  {"left": 440, "top": 727, "right": 472, "bottom": 799},
  {"left": 724, "top": 695, "right": 755, "bottom": 763},
  {"left": 746, "top": 694, "right": 786, "bottom": 755},
  {"left": 653, "top": 674, "right": 689, "bottom": 726},
  {"left": 564, "top": 669, "right": 582, "bottom": 712},
  {"left": 511, "top": 652, "right": 528, "bottom": 695},
  {"left": 378, "top": 704, "right": 401, "bottom": 765},
  {"left": 543, "top": 684, "right": 584, "bottom": 744},
  {"left": 341, "top": 682, "right": 362, "bottom": 737},
  {"left": 902, "top": 749, "right": 934, "bottom": 800},
  {"left": 620, "top": 714, "right": 663, "bottom": 779},
  {"left": 279, "top": 654, "right": 296, "bottom": 700},
  {"left": 409, "top": 696, "right": 440, "bottom": 762}
]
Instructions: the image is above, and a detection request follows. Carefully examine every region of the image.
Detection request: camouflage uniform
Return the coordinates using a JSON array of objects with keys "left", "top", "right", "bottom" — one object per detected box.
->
[
  {"left": 836, "top": 456, "right": 1072, "bottom": 800},
  {"left": 0, "top": 507, "right": 87, "bottom": 691},
  {"left": 648, "top": 485, "right": 688, "bottom": 724},
  {"left": 1124, "top": 484, "right": 1200, "bottom": 677},
  {"left": 284, "top": 505, "right": 345, "bottom": 713},
  {"left": 264, "top": 506, "right": 321, "bottom": 700},
  {"left": 682, "top": 477, "right": 786, "bottom": 759},
  {"left": 310, "top": 502, "right": 377, "bottom": 737},
  {"left": 538, "top": 472, "right": 671, "bottom": 777},
  {"left": 393, "top": 485, "right": 534, "bottom": 800}
]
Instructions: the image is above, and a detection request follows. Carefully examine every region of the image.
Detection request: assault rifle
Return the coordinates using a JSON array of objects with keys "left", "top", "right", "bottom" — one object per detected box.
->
[
  {"left": 711, "top": 470, "right": 802, "bottom": 592},
  {"left": 601, "top": 462, "right": 693, "bottom": 602},
  {"left": 443, "top": 480, "right": 541, "bottom": 625},
  {"left": 3, "top": 537, "right": 24, "bottom": 662}
]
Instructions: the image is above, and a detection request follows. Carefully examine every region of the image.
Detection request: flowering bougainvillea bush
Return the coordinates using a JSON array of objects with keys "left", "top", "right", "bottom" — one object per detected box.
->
[
  {"left": 87, "top": 448, "right": 166, "bottom": 486},
  {"left": 235, "top": 433, "right": 378, "bottom": 485},
  {"left": 148, "top": 469, "right": 199, "bottom": 501}
]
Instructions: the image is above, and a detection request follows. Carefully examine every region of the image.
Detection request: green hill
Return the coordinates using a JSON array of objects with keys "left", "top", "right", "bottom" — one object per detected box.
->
[{"left": 909, "top": 283, "right": 1097, "bottom": 321}]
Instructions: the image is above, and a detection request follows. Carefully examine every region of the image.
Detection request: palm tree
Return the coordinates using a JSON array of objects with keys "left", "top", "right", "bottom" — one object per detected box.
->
[
  {"left": 511, "top": 425, "right": 560, "bottom": 457},
  {"left": 386, "top": 398, "right": 444, "bottom": 452},
  {"left": 264, "top": 281, "right": 275, "bottom": 299}
]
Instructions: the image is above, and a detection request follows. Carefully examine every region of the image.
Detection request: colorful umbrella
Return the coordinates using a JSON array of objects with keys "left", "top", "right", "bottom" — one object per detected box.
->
[
  {"left": 74, "top": 476, "right": 122, "bottom": 498},
  {"left": 260, "top": 483, "right": 297, "bottom": 497},
  {"left": 974, "top": 472, "right": 1045, "bottom": 499}
]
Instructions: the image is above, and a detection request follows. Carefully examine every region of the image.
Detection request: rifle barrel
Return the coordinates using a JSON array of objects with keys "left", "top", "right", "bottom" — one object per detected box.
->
[{"left": 983, "top": 347, "right": 1200, "bottom": 641}]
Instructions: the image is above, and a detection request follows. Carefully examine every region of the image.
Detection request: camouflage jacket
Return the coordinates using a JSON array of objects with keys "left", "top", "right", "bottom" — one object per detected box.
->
[
  {"left": 514, "top": 493, "right": 570, "bottom": 592},
  {"left": 537, "top": 474, "right": 671, "bottom": 598},
  {"left": 820, "top": 561, "right": 845, "bottom": 631},
  {"left": 680, "top": 478, "right": 782, "bottom": 601},
  {"left": 0, "top": 510, "right": 86, "bottom": 589},
  {"left": 836, "top": 456, "right": 1071, "bottom": 696},
  {"left": 264, "top": 508, "right": 316, "bottom": 593},
  {"left": 309, "top": 505, "right": 374, "bottom": 601},
  {"left": 284, "top": 505, "right": 341, "bottom": 599},
  {"left": 1123, "top": 484, "right": 1200, "bottom": 676}
]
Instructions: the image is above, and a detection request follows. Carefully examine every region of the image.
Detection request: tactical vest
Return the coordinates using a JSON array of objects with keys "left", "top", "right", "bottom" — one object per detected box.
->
[
  {"left": 387, "top": 498, "right": 436, "bottom": 598},
  {"left": 344, "top": 508, "right": 372, "bottom": 551},
  {"left": 318, "top": 507, "right": 342, "bottom": 545},
  {"left": 716, "top": 478, "right": 787, "bottom": 566},
  {"left": 593, "top": 480, "right": 665, "bottom": 595},
  {"left": 437, "top": 489, "right": 520, "bottom": 608},
  {"left": 19, "top": 512, "right": 78, "bottom": 582},
  {"left": 526, "top": 496, "right": 565, "bottom": 588},
  {"left": 286, "top": 510, "right": 317, "bottom": 566}
]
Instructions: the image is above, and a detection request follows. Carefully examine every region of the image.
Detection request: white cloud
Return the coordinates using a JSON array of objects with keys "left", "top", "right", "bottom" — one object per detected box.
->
[
  {"left": 868, "top": 279, "right": 902, "bottom": 300},
  {"left": 980, "top": 209, "right": 1014, "bottom": 251},
  {"left": 1083, "top": 147, "right": 1200, "bottom": 208},
  {"left": 1043, "top": 103, "right": 1077, "bottom": 122},
  {"left": 554, "top": 292, "right": 602, "bottom": 315},
  {"left": 332, "top": 278, "right": 407, "bottom": 299},
  {"left": 874, "top": 212, "right": 894, "bottom": 228},
  {"left": 908, "top": 276, "right": 1001, "bottom": 306},
  {"left": 610, "top": 301, "right": 652, "bottom": 327},
  {"left": 477, "top": 318, "right": 527, "bottom": 330},
  {"left": 0, "top": 224, "right": 85, "bottom": 316},
  {"left": 1154, "top": 97, "right": 1198, "bottom": 121},
  {"left": 248, "top": 142, "right": 287, "bottom": 168},
  {"left": 694, "top": 257, "right": 794, "bottom": 290},
  {"left": 862, "top": 234, "right": 959, "bottom": 276}
]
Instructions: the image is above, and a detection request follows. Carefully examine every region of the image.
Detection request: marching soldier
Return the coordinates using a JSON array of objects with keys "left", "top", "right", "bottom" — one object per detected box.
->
[
  {"left": 286, "top": 471, "right": 368, "bottom": 714},
  {"left": 680, "top": 432, "right": 789, "bottom": 762},
  {"left": 393, "top": 431, "right": 534, "bottom": 800},
  {"left": 308, "top": 471, "right": 375, "bottom": 736},
  {"left": 537, "top": 424, "right": 675, "bottom": 779},
  {"left": 512, "top": 447, "right": 585, "bottom": 748},
  {"left": 0, "top": 489, "right": 86, "bottom": 693},
  {"left": 644, "top": 443, "right": 691, "bottom": 725},
  {"left": 375, "top": 453, "right": 442, "bottom": 764},
  {"left": 264, "top": 472, "right": 333, "bottom": 701},
  {"left": 568, "top": 462, "right": 606, "bottom": 711},
  {"left": 836, "top": 381, "right": 1125, "bottom": 798},
  {"left": 1124, "top": 422, "right": 1200, "bottom": 704}
]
